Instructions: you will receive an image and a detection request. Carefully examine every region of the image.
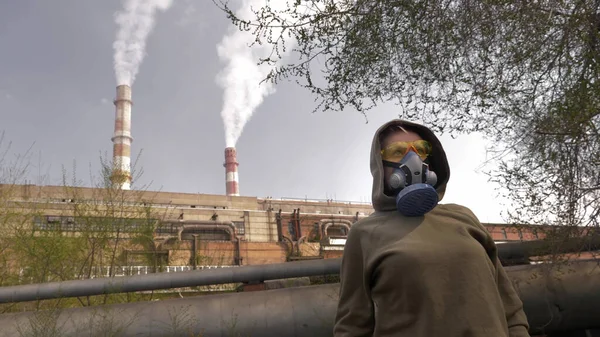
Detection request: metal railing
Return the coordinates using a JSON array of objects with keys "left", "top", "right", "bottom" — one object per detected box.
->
[{"left": 278, "top": 196, "right": 373, "bottom": 205}]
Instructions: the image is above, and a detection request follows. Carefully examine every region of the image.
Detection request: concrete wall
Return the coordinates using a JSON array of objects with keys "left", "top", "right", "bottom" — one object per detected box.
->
[
  {"left": 240, "top": 242, "right": 288, "bottom": 265},
  {"left": 166, "top": 241, "right": 287, "bottom": 266},
  {"left": 6, "top": 185, "right": 373, "bottom": 214}
]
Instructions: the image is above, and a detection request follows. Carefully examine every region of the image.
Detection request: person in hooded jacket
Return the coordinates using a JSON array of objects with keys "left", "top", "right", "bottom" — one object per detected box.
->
[{"left": 333, "top": 119, "right": 530, "bottom": 337}]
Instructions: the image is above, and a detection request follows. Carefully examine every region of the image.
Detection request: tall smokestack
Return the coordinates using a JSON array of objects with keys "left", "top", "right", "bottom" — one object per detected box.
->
[
  {"left": 110, "top": 85, "right": 133, "bottom": 190},
  {"left": 224, "top": 147, "right": 239, "bottom": 196}
]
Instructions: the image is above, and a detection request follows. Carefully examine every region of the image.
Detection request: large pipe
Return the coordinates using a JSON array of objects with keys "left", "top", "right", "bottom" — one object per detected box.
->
[
  {"left": 320, "top": 219, "right": 353, "bottom": 238},
  {"left": 1, "top": 261, "right": 599, "bottom": 336},
  {"left": 0, "top": 258, "right": 340, "bottom": 304},
  {"left": 224, "top": 147, "right": 239, "bottom": 196},
  {"left": 175, "top": 221, "right": 242, "bottom": 265},
  {"left": 175, "top": 221, "right": 238, "bottom": 242},
  {"left": 0, "top": 236, "right": 598, "bottom": 304},
  {"left": 498, "top": 235, "right": 600, "bottom": 263},
  {"left": 111, "top": 85, "right": 133, "bottom": 190},
  {"left": 513, "top": 260, "right": 600, "bottom": 334},
  {"left": 276, "top": 209, "right": 284, "bottom": 242}
]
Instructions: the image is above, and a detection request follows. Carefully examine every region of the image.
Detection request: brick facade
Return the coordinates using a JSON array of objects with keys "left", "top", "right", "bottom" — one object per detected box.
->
[{"left": 1, "top": 184, "right": 593, "bottom": 271}]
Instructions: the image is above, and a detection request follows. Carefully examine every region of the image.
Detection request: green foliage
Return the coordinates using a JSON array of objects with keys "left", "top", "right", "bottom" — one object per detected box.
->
[
  {"left": 0, "top": 147, "right": 174, "bottom": 312},
  {"left": 214, "top": 1, "right": 599, "bottom": 130},
  {"left": 215, "top": 0, "right": 600, "bottom": 230},
  {"left": 13, "top": 232, "right": 85, "bottom": 284}
]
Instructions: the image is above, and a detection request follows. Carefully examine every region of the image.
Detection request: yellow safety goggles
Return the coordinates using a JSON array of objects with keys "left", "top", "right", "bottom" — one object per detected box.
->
[{"left": 381, "top": 140, "right": 432, "bottom": 162}]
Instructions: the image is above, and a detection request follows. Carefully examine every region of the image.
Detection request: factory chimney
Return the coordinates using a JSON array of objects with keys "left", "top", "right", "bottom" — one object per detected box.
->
[
  {"left": 110, "top": 85, "right": 133, "bottom": 190},
  {"left": 224, "top": 147, "right": 239, "bottom": 196}
]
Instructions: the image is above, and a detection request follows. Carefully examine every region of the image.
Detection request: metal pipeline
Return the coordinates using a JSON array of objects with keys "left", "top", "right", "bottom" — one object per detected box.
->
[
  {"left": 497, "top": 235, "right": 600, "bottom": 262},
  {"left": 318, "top": 219, "right": 353, "bottom": 239},
  {"left": 0, "top": 258, "right": 340, "bottom": 304},
  {"left": 291, "top": 208, "right": 301, "bottom": 240},
  {"left": 1, "top": 260, "right": 599, "bottom": 336},
  {"left": 0, "top": 232, "right": 600, "bottom": 303},
  {"left": 276, "top": 209, "right": 283, "bottom": 242},
  {"left": 322, "top": 221, "right": 352, "bottom": 237},
  {"left": 174, "top": 221, "right": 238, "bottom": 242},
  {"left": 282, "top": 235, "right": 295, "bottom": 258},
  {"left": 0, "top": 236, "right": 599, "bottom": 304},
  {"left": 296, "top": 219, "right": 352, "bottom": 256},
  {"left": 174, "top": 220, "right": 241, "bottom": 265}
]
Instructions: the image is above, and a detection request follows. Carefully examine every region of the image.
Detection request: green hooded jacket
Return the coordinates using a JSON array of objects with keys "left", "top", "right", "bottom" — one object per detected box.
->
[{"left": 333, "top": 119, "right": 530, "bottom": 337}]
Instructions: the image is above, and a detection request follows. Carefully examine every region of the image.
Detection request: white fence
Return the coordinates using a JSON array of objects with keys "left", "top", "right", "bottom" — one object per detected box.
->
[
  {"left": 19, "top": 265, "right": 240, "bottom": 292},
  {"left": 86, "top": 265, "right": 236, "bottom": 278}
]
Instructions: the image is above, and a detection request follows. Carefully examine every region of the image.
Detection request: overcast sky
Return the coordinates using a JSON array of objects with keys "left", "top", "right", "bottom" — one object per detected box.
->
[{"left": 0, "top": 0, "right": 512, "bottom": 223}]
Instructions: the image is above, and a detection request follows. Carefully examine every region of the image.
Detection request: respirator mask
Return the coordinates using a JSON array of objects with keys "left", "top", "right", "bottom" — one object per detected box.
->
[{"left": 382, "top": 140, "right": 439, "bottom": 217}]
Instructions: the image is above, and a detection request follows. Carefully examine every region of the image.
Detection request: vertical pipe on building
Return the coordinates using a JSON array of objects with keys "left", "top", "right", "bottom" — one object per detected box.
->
[
  {"left": 111, "top": 85, "right": 133, "bottom": 190},
  {"left": 191, "top": 234, "right": 198, "bottom": 270},
  {"left": 224, "top": 147, "right": 239, "bottom": 196},
  {"left": 276, "top": 209, "right": 283, "bottom": 242},
  {"left": 291, "top": 209, "right": 297, "bottom": 241},
  {"left": 296, "top": 208, "right": 302, "bottom": 239}
]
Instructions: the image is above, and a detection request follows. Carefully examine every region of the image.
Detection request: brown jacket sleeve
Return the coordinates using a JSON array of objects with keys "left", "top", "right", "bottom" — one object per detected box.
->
[
  {"left": 494, "top": 256, "right": 531, "bottom": 337},
  {"left": 465, "top": 207, "right": 530, "bottom": 337},
  {"left": 333, "top": 226, "right": 375, "bottom": 337}
]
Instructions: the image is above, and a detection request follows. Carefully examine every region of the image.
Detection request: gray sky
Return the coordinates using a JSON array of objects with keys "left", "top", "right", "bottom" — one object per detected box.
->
[{"left": 0, "top": 0, "right": 510, "bottom": 223}]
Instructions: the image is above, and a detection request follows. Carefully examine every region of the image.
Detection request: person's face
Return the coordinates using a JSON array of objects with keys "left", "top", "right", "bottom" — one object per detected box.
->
[{"left": 381, "top": 130, "right": 423, "bottom": 188}]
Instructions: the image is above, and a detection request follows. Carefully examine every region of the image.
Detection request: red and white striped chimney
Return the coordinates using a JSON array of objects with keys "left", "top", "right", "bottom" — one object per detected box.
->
[
  {"left": 224, "top": 147, "right": 239, "bottom": 196},
  {"left": 110, "top": 85, "right": 133, "bottom": 190}
]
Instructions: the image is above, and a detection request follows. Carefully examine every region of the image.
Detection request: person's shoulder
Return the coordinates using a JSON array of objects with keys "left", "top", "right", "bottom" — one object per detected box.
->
[
  {"left": 437, "top": 203, "right": 477, "bottom": 217},
  {"left": 349, "top": 211, "right": 395, "bottom": 233},
  {"left": 435, "top": 203, "right": 484, "bottom": 228},
  {"left": 435, "top": 203, "right": 495, "bottom": 249}
]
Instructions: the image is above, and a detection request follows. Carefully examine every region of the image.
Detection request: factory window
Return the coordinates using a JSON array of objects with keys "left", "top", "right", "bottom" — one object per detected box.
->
[
  {"left": 33, "top": 216, "right": 46, "bottom": 230},
  {"left": 181, "top": 228, "right": 230, "bottom": 241},
  {"left": 155, "top": 223, "right": 177, "bottom": 235},
  {"left": 288, "top": 221, "right": 296, "bottom": 238},
  {"left": 47, "top": 216, "right": 61, "bottom": 223},
  {"left": 309, "top": 223, "right": 321, "bottom": 242},
  {"left": 233, "top": 221, "right": 245, "bottom": 235},
  {"left": 46, "top": 216, "right": 62, "bottom": 231},
  {"left": 327, "top": 225, "right": 348, "bottom": 237},
  {"left": 63, "top": 217, "right": 76, "bottom": 231},
  {"left": 33, "top": 215, "right": 158, "bottom": 233}
]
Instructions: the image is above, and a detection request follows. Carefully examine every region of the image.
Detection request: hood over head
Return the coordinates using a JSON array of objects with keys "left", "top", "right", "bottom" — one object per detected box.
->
[{"left": 371, "top": 119, "right": 450, "bottom": 212}]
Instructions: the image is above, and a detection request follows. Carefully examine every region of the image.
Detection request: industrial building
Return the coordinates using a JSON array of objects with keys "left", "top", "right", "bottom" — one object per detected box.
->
[
  {"left": 0, "top": 85, "right": 586, "bottom": 285},
  {"left": 2, "top": 183, "right": 561, "bottom": 273}
]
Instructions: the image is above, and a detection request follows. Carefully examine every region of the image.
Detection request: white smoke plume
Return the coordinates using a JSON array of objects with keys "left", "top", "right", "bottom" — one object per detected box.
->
[
  {"left": 216, "top": 0, "right": 291, "bottom": 148},
  {"left": 113, "top": 0, "right": 174, "bottom": 86}
]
